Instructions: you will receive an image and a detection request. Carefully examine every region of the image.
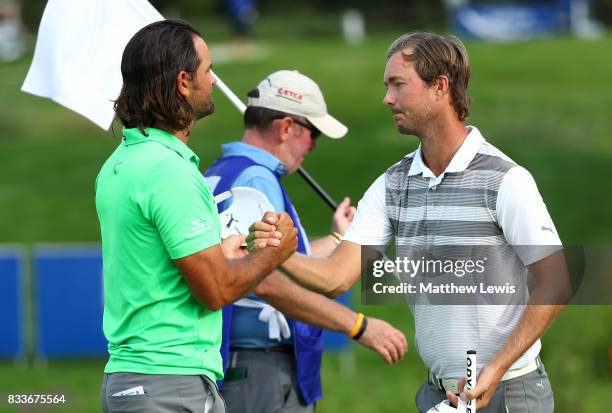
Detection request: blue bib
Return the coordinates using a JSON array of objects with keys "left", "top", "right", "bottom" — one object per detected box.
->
[{"left": 205, "top": 155, "right": 323, "bottom": 404}]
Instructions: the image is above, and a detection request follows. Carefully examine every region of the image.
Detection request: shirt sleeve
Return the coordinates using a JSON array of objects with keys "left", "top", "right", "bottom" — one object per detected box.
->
[
  {"left": 140, "top": 157, "right": 222, "bottom": 260},
  {"left": 343, "top": 174, "right": 393, "bottom": 246},
  {"left": 497, "top": 165, "right": 562, "bottom": 265},
  {"left": 233, "top": 165, "right": 285, "bottom": 212}
]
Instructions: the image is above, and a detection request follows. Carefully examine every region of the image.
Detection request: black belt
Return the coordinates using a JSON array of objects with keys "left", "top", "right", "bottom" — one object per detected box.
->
[{"left": 230, "top": 346, "right": 294, "bottom": 354}]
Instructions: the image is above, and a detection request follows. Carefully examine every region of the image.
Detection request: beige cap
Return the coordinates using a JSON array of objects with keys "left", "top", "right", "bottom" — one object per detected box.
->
[{"left": 247, "top": 70, "right": 348, "bottom": 139}]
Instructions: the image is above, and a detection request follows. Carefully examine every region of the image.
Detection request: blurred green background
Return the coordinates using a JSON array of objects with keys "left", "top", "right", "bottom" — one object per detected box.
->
[{"left": 1, "top": 1, "right": 612, "bottom": 412}]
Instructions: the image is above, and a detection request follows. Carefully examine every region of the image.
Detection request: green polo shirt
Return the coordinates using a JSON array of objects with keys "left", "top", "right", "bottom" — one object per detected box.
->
[{"left": 95, "top": 127, "right": 222, "bottom": 381}]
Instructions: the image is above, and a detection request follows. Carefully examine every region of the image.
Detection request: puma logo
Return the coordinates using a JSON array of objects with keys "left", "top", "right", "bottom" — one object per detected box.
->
[
  {"left": 536, "top": 380, "right": 544, "bottom": 390},
  {"left": 226, "top": 214, "right": 239, "bottom": 228}
]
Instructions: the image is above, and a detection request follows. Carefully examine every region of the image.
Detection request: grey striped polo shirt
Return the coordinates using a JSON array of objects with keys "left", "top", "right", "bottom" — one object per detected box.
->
[{"left": 345, "top": 126, "right": 561, "bottom": 378}]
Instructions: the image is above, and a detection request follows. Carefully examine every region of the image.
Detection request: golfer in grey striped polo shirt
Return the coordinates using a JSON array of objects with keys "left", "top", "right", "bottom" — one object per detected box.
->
[{"left": 264, "top": 32, "right": 573, "bottom": 412}]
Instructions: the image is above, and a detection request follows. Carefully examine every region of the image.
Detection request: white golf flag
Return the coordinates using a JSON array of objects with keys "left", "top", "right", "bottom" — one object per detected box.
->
[{"left": 21, "top": 0, "right": 163, "bottom": 130}]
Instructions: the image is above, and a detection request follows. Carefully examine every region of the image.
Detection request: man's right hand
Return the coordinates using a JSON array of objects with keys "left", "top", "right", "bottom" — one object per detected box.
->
[
  {"left": 177, "top": 211, "right": 297, "bottom": 311},
  {"left": 247, "top": 211, "right": 298, "bottom": 263},
  {"left": 275, "top": 212, "right": 298, "bottom": 257}
]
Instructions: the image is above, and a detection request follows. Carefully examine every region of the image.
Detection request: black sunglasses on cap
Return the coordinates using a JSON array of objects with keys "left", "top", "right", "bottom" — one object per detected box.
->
[
  {"left": 273, "top": 116, "right": 321, "bottom": 139},
  {"left": 291, "top": 118, "right": 321, "bottom": 139}
]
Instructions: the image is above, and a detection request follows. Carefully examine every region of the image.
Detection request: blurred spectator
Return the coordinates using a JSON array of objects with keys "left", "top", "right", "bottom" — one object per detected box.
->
[
  {"left": 227, "top": 0, "right": 257, "bottom": 39},
  {"left": 0, "top": 0, "right": 25, "bottom": 62}
]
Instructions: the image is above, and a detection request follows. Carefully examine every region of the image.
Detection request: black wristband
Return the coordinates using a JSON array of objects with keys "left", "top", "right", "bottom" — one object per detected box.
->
[{"left": 352, "top": 316, "right": 368, "bottom": 340}]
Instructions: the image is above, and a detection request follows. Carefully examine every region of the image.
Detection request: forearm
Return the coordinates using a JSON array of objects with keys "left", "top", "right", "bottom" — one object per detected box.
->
[
  {"left": 219, "top": 250, "right": 281, "bottom": 305},
  {"left": 178, "top": 212, "right": 298, "bottom": 310},
  {"left": 280, "top": 252, "right": 349, "bottom": 296},
  {"left": 256, "top": 270, "right": 356, "bottom": 334},
  {"left": 258, "top": 270, "right": 409, "bottom": 365},
  {"left": 488, "top": 303, "right": 563, "bottom": 373},
  {"left": 281, "top": 241, "right": 364, "bottom": 297},
  {"left": 488, "top": 251, "right": 570, "bottom": 372}
]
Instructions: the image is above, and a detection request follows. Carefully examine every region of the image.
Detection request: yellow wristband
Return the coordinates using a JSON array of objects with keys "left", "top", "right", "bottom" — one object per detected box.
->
[{"left": 349, "top": 313, "right": 365, "bottom": 338}]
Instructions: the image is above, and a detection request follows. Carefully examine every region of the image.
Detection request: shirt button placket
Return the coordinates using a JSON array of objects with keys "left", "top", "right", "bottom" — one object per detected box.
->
[{"left": 427, "top": 183, "right": 439, "bottom": 244}]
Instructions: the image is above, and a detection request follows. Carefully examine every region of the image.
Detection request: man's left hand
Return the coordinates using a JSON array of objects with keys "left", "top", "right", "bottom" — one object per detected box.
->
[
  {"left": 246, "top": 211, "right": 283, "bottom": 252},
  {"left": 332, "top": 197, "right": 356, "bottom": 235},
  {"left": 221, "top": 235, "right": 248, "bottom": 259},
  {"left": 447, "top": 363, "right": 505, "bottom": 410},
  {"left": 357, "top": 317, "right": 408, "bottom": 365}
]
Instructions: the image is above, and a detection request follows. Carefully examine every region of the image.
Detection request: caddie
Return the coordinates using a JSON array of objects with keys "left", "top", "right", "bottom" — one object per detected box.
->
[{"left": 204, "top": 70, "right": 408, "bottom": 413}]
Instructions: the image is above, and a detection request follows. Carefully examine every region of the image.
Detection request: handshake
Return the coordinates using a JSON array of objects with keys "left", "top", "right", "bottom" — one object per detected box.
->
[
  {"left": 220, "top": 211, "right": 409, "bottom": 366},
  {"left": 248, "top": 212, "right": 297, "bottom": 252},
  {"left": 222, "top": 211, "right": 299, "bottom": 265}
]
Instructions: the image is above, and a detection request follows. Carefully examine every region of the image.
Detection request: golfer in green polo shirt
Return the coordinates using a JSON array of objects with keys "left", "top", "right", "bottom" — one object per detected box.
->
[{"left": 96, "top": 20, "right": 297, "bottom": 413}]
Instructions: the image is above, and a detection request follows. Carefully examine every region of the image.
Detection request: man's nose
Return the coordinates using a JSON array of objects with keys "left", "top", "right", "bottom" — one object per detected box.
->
[{"left": 383, "top": 90, "right": 394, "bottom": 106}]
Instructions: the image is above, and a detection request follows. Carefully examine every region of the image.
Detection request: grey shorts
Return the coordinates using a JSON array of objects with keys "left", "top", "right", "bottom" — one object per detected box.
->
[
  {"left": 416, "top": 361, "right": 554, "bottom": 413},
  {"left": 220, "top": 349, "right": 315, "bottom": 413},
  {"left": 101, "top": 372, "right": 225, "bottom": 413}
]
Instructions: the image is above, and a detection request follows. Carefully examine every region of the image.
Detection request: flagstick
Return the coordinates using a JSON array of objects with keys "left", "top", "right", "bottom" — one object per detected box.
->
[
  {"left": 212, "top": 70, "right": 247, "bottom": 113},
  {"left": 297, "top": 167, "right": 338, "bottom": 210}
]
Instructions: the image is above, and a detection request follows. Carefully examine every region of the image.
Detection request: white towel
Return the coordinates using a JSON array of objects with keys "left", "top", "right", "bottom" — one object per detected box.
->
[
  {"left": 234, "top": 297, "right": 291, "bottom": 341},
  {"left": 426, "top": 399, "right": 468, "bottom": 413}
]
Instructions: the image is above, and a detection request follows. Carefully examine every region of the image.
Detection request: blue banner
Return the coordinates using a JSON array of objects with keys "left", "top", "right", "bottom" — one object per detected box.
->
[
  {"left": 0, "top": 248, "right": 24, "bottom": 358},
  {"left": 451, "top": 1, "right": 573, "bottom": 41},
  {"left": 34, "top": 245, "right": 107, "bottom": 358}
]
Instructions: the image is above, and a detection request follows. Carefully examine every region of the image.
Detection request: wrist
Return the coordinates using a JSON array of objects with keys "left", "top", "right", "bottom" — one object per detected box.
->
[
  {"left": 343, "top": 312, "right": 359, "bottom": 335},
  {"left": 330, "top": 232, "right": 343, "bottom": 245},
  {"left": 331, "top": 221, "right": 346, "bottom": 236},
  {"left": 278, "top": 254, "right": 295, "bottom": 276},
  {"left": 251, "top": 248, "right": 280, "bottom": 276},
  {"left": 487, "top": 354, "right": 512, "bottom": 377},
  {"left": 348, "top": 312, "right": 368, "bottom": 340},
  {"left": 353, "top": 315, "right": 368, "bottom": 340}
]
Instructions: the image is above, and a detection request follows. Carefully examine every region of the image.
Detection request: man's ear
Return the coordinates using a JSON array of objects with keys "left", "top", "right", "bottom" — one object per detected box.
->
[
  {"left": 433, "top": 74, "right": 450, "bottom": 98},
  {"left": 176, "top": 70, "right": 192, "bottom": 98},
  {"left": 278, "top": 117, "right": 293, "bottom": 143}
]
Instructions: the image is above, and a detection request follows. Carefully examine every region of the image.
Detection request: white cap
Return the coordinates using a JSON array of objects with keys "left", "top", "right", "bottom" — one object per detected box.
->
[{"left": 247, "top": 70, "right": 348, "bottom": 139}]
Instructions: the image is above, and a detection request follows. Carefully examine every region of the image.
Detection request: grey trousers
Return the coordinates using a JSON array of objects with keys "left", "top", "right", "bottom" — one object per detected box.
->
[
  {"left": 220, "top": 349, "right": 315, "bottom": 413},
  {"left": 101, "top": 372, "right": 225, "bottom": 413},
  {"left": 416, "top": 362, "right": 554, "bottom": 413}
]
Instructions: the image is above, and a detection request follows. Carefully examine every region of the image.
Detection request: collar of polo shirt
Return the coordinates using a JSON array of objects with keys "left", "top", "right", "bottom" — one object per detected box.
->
[
  {"left": 122, "top": 127, "right": 200, "bottom": 167},
  {"left": 408, "top": 125, "right": 485, "bottom": 178}
]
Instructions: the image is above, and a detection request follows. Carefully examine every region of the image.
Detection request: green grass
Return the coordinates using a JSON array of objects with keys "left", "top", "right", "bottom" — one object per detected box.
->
[{"left": 1, "top": 32, "right": 611, "bottom": 412}]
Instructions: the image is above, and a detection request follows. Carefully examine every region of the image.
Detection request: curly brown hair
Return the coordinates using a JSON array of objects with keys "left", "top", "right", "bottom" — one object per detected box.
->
[
  {"left": 114, "top": 20, "right": 202, "bottom": 133},
  {"left": 387, "top": 32, "right": 472, "bottom": 121}
]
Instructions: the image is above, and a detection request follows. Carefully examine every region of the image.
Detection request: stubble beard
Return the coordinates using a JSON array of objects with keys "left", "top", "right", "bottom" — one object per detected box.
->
[
  {"left": 396, "top": 121, "right": 415, "bottom": 135},
  {"left": 395, "top": 106, "right": 435, "bottom": 138},
  {"left": 195, "top": 99, "right": 215, "bottom": 120},
  {"left": 395, "top": 115, "right": 420, "bottom": 136}
]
